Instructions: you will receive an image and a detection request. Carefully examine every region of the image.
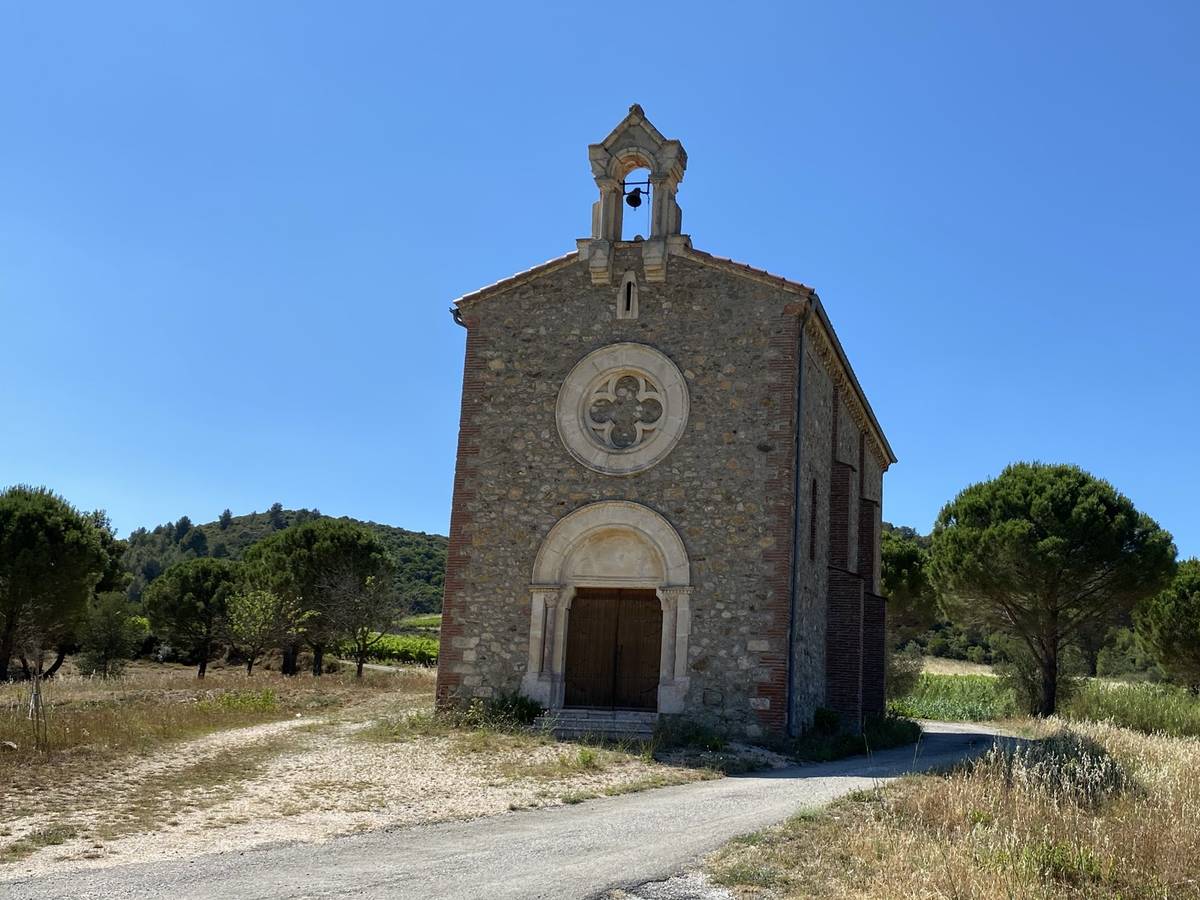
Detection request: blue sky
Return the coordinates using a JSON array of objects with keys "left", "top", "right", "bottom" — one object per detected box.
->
[{"left": 2, "top": 3, "right": 1197, "bottom": 556}]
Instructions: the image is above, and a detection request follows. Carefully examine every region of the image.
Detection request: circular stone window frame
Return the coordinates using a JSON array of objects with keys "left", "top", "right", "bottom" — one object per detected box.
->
[{"left": 556, "top": 342, "right": 689, "bottom": 476}]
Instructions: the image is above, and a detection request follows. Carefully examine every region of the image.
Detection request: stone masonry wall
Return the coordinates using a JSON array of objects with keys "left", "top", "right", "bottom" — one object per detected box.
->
[
  {"left": 438, "top": 245, "right": 811, "bottom": 738},
  {"left": 790, "top": 337, "right": 833, "bottom": 731}
]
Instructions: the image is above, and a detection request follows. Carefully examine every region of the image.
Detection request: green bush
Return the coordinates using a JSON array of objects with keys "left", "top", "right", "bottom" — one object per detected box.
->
[
  {"left": 654, "top": 717, "right": 729, "bottom": 751},
  {"left": 469, "top": 691, "right": 544, "bottom": 728},
  {"left": 1061, "top": 680, "right": 1200, "bottom": 738},
  {"left": 889, "top": 674, "right": 1017, "bottom": 721}
]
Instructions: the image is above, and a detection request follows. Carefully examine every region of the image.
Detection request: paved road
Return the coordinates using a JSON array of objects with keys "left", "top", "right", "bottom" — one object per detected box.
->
[{"left": 1, "top": 722, "right": 1003, "bottom": 900}]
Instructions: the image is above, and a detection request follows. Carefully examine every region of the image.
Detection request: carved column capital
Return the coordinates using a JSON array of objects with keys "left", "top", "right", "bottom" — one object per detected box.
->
[
  {"left": 530, "top": 586, "right": 561, "bottom": 608},
  {"left": 655, "top": 585, "right": 692, "bottom": 611}
]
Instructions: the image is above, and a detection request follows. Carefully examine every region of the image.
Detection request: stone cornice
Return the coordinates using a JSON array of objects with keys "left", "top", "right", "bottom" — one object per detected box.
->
[
  {"left": 453, "top": 251, "right": 579, "bottom": 309},
  {"left": 804, "top": 311, "right": 896, "bottom": 470},
  {"left": 678, "top": 247, "right": 815, "bottom": 298}
]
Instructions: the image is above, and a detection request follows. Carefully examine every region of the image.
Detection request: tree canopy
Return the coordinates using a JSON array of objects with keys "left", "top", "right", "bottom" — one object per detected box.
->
[
  {"left": 1136, "top": 558, "right": 1200, "bottom": 690},
  {"left": 929, "top": 462, "right": 1176, "bottom": 714},
  {"left": 880, "top": 523, "right": 937, "bottom": 642},
  {"left": 143, "top": 557, "right": 240, "bottom": 678},
  {"left": 0, "top": 486, "right": 107, "bottom": 679},
  {"left": 244, "top": 519, "right": 394, "bottom": 674},
  {"left": 122, "top": 507, "right": 445, "bottom": 612}
]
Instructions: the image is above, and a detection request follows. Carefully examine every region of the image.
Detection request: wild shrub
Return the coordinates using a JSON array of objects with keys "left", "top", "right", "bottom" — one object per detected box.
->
[
  {"left": 654, "top": 717, "right": 729, "bottom": 751},
  {"left": 976, "top": 729, "right": 1135, "bottom": 808},
  {"left": 468, "top": 692, "right": 544, "bottom": 728},
  {"left": 992, "top": 636, "right": 1081, "bottom": 715}
]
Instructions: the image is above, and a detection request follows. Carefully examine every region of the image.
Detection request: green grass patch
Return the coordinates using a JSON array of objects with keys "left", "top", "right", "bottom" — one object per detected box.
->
[
  {"left": 1061, "top": 680, "right": 1200, "bottom": 738},
  {"left": 197, "top": 688, "right": 279, "bottom": 713},
  {"left": 398, "top": 614, "right": 442, "bottom": 630},
  {"left": 889, "top": 673, "right": 1017, "bottom": 721},
  {"left": 0, "top": 824, "right": 79, "bottom": 864}
]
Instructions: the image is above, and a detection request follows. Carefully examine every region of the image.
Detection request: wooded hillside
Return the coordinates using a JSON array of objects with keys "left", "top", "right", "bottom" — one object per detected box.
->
[{"left": 123, "top": 504, "right": 446, "bottom": 612}]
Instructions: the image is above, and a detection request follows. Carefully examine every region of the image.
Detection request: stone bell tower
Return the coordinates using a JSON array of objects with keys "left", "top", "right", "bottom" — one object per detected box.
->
[{"left": 577, "top": 103, "right": 690, "bottom": 286}]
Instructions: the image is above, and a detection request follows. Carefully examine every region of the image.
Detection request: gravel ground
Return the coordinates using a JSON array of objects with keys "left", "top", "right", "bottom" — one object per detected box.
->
[
  {"left": 0, "top": 722, "right": 1007, "bottom": 900},
  {"left": 0, "top": 704, "right": 712, "bottom": 879}
]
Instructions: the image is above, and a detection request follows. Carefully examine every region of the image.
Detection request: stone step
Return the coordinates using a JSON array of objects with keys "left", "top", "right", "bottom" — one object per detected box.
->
[{"left": 534, "top": 709, "right": 659, "bottom": 742}]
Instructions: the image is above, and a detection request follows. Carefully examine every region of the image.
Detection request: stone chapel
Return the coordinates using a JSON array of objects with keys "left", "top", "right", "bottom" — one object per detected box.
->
[{"left": 436, "top": 106, "right": 896, "bottom": 739}]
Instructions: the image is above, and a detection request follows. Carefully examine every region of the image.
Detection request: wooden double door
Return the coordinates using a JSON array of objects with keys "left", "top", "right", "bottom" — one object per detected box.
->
[{"left": 563, "top": 588, "right": 662, "bottom": 710}]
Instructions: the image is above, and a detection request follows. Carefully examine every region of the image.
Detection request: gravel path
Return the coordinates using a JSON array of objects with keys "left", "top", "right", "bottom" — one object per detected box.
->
[
  {"left": 2, "top": 707, "right": 706, "bottom": 877},
  {"left": 0, "top": 721, "right": 1005, "bottom": 900}
]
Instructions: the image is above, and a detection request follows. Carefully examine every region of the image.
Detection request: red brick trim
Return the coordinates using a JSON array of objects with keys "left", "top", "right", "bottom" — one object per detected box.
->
[
  {"left": 857, "top": 499, "right": 878, "bottom": 588},
  {"left": 436, "top": 316, "right": 486, "bottom": 706},
  {"left": 755, "top": 310, "right": 802, "bottom": 734},
  {"left": 826, "top": 567, "right": 864, "bottom": 724},
  {"left": 829, "top": 463, "right": 853, "bottom": 570}
]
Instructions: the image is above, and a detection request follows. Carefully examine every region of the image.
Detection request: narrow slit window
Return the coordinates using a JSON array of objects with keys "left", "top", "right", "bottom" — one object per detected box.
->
[
  {"left": 617, "top": 271, "right": 639, "bottom": 319},
  {"left": 809, "top": 478, "right": 818, "bottom": 560}
]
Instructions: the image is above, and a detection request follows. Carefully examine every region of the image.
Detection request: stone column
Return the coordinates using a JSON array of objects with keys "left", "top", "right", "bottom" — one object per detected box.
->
[
  {"left": 596, "top": 176, "right": 623, "bottom": 242},
  {"left": 540, "top": 589, "right": 560, "bottom": 676},
  {"left": 655, "top": 586, "right": 693, "bottom": 714},
  {"left": 657, "top": 590, "right": 678, "bottom": 685},
  {"left": 520, "top": 586, "right": 560, "bottom": 706},
  {"left": 672, "top": 587, "right": 692, "bottom": 682}
]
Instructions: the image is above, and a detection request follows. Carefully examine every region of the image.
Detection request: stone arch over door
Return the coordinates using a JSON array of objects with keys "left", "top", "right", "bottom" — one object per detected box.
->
[{"left": 520, "top": 501, "right": 693, "bottom": 713}]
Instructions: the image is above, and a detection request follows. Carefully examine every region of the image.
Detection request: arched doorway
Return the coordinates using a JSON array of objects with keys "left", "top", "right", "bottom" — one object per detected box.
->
[{"left": 520, "top": 501, "right": 693, "bottom": 713}]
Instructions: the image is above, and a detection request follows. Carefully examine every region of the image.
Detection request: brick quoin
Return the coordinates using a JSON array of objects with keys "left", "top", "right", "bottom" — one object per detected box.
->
[
  {"left": 755, "top": 309, "right": 802, "bottom": 733},
  {"left": 436, "top": 316, "right": 485, "bottom": 707}
]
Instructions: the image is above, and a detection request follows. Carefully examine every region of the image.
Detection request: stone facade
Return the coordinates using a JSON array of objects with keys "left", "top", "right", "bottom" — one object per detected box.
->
[{"left": 437, "top": 107, "right": 895, "bottom": 738}]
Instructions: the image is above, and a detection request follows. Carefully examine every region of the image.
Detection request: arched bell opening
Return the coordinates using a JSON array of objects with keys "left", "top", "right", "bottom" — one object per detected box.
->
[{"left": 620, "top": 165, "right": 652, "bottom": 241}]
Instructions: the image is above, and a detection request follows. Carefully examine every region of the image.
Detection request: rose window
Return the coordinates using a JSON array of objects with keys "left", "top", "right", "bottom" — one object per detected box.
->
[
  {"left": 587, "top": 374, "right": 663, "bottom": 450},
  {"left": 557, "top": 342, "right": 689, "bottom": 476}
]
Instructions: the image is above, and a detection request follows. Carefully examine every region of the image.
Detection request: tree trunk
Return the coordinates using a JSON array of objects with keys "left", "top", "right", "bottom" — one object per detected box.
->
[
  {"left": 197, "top": 642, "right": 209, "bottom": 680},
  {"left": 311, "top": 644, "right": 325, "bottom": 677},
  {"left": 0, "top": 622, "right": 15, "bottom": 682},
  {"left": 281, "top": 642, "right": 300, "bottom": 676},
  {"left": 356, "top": 656, "right": 365, "bottom": 679},
  {"left": 43, "top": 647, "right": 67, "bottom": 679},
  {"left": 19, "top": 655, "right": 31, "bottom": 679},
  {"left": 246, "top": 657, "right": 254, "bottom": 676},
  {"left": 1039, "top": 650, "right": 1058, "bottom": 716}
]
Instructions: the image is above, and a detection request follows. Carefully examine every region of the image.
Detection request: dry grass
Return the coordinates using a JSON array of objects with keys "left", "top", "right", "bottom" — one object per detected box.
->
[
  {"left": 0, "top": 661, "right": 432, "bottom": 790},
  {"left": 921, "top": 657, "right": 997, "bottom": 677},
  {"left": 709, "top": 719, "right": 1200, "bottom": 898},
  {"left": 0, "top": 661, "right": 724, "bottom": 876}
]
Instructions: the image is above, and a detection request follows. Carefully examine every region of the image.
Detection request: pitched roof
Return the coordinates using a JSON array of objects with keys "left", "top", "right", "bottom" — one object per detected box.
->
[{"left": 453, "top": 251, "right": 579, "bottom": 308}]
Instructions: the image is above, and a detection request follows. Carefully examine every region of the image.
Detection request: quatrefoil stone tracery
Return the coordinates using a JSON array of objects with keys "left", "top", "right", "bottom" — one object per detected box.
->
[
  {"left": 587, "top": 373, "right": 664, "bottom": 450},
  {"left": 556, "top": 342, "right": 689, "bottom": 476}
]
